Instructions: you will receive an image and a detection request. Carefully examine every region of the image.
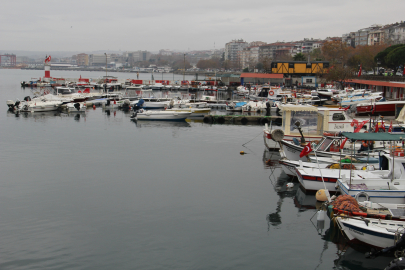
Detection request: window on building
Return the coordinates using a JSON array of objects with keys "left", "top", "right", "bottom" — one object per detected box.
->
[{"left": 306, "top": 79, "right": 313, "bottom": 83}]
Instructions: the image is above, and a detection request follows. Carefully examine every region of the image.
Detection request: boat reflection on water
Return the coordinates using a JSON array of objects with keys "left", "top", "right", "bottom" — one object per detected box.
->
[
  {"left": 262, "top": 149, "right": 281, "bottom": 169},
  {"left": 130, "top": 119, "right": 191, "bottom": 128},
  {"left": 294, "top": 188, "right": 322, "bottom": 212},
  {"left": 7, "top": 110, "right": 85, "bottom": 122},
  {"left": 319, "top": 220, "right": 392, "bottom": 270},
  {"left": 266, "top": 157, "right": 299, "bottom": 227}
]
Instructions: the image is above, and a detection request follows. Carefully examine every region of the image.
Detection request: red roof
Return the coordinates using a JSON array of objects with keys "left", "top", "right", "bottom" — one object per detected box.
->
[
  {"left": 240, "top": 73, "right": 283, "bottom": 79},
  {"left": 348, "top": 79, "right": 405, "bottom": 88}
]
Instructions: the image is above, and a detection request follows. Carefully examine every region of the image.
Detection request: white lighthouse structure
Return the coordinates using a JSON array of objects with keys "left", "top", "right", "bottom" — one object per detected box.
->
[{"left": 43, "top": 55, "right": 52, "bottom": 81}]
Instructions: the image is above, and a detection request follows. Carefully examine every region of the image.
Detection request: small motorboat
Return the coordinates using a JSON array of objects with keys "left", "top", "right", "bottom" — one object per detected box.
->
[{"left": 131, "top": 109, "right": 191, "bottom": 121}]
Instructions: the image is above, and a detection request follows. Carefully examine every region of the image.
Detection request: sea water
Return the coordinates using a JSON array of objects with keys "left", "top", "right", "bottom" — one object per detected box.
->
[{"left": 0, "top": 69, "right": 392, "bottom": 270}]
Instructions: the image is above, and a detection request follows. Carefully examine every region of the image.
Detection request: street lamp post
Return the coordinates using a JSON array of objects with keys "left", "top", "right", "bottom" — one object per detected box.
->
[
  {"left": 183, "top": 54, "right": 186, "bottom": 82},
  {"left": 104, "top": 53, "right": 108, "bottom": 93}
]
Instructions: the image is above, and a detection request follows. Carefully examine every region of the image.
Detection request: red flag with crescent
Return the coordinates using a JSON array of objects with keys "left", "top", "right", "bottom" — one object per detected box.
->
[
  {"left": 354, "top": 120, "right": 369, "bottom": 133},
  {"left": 45, "top": 55, "right": 51, "bottom": 63},
  {"left": 350, "top": 119, "right": 359, "bottom": 127},
  {"left": 299, "top": 142, "right": 312, "bottom": 158}
]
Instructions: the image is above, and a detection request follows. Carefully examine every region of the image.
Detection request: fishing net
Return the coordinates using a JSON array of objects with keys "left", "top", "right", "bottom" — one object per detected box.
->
[
  {"left": 331, "top": 195, "right": 362, "bottom": 212},
  {"left": 326, "top": 163, "right": 357, "bottom": 170}
]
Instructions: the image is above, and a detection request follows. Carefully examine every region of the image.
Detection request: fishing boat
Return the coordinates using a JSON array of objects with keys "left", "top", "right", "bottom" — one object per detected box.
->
[
  {"left": 279, "top": 157, "right": 379, "bottom": 178},
  {"left": 336, "top": 215, "right": 404, "bottom": 248},
  {"left": 263, "top": 104, "right": 369, "bottom": 152},
  {"left": 295, "top": 166, "right": 386, "bottom": 192},
  {"left": 335, "top": 132, "right": 405, "bottom": 204}
]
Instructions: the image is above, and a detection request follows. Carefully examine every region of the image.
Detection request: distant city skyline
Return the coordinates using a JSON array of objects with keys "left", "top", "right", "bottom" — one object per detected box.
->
[{"left": 1, "top": 0, "right": 404, "bottom": 53}]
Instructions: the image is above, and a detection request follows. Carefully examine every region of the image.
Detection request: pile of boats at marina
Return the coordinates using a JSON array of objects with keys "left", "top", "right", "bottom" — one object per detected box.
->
[
  {"left": 264, "top": 102, "right": 405, "bottom": 266},
  {"left": 6, "top": 86, "right": 217, "bottom": 121}
]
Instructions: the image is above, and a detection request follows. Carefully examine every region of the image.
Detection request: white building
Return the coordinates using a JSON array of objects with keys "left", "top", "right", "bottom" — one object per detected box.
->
[{"left": 224, "top": 39, "right": 248, "bottom": 66}]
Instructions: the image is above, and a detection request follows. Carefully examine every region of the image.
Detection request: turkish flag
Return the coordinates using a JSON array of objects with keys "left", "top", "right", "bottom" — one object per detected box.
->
[
  {"left": 354, "top": 120, "right": 369, "bottom": 132},
  {"left": 358, "top": 64, "right": 362, "bottom": 77},
  {"left": 389, "top": 121, "right": 393, "bottom": 132},
  {"left": 350, "top": 119, "right": 359, "bottom": 127},
  {"left": 300, "top": 142, "right": 313, "bottom": 158}
]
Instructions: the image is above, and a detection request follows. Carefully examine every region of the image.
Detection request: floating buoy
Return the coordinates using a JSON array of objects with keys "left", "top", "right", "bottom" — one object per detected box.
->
[
  {"left": 240, "top": 151, "right": 245, "bottom": 155},
  {"left": 316, "top": 189, "right": 328, "bottom": 202},
  {"left": 93, "top": 104, "right": 96, "bottom": 109},
  {"left": 286, "top": 183, "right": 294, "bottom": 188}
]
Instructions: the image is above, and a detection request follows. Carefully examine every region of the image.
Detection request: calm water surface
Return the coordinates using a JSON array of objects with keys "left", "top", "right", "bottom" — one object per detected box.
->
[{"left": 0, "top": 69, "right": 392, "bottom": 269}]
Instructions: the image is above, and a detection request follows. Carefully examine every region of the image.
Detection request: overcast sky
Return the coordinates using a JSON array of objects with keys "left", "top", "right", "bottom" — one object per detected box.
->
[{"left": 1, "top": 0, "right": 404, "bottom": 53}]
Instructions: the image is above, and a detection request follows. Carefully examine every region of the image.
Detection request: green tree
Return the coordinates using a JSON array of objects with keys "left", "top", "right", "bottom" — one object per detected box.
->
[
  {"left": 374, "top": 44, "right": 405, "bottom": 73},
  {"left": 242, "top": 67, "right": 249, "bottom": 72},
  {"left": 386, "top": 46, "right": 405, "bottom": 74},
  {"left": 293, "top": 53, "right": 306, "bottom": 61}
]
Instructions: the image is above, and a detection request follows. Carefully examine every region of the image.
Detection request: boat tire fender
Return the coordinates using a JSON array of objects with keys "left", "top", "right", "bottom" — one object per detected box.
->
[
  {"left": 241, "top": 117, "right": 248, "bottom": 125},
  {"left": 260, "top": 118, "right": 268, "bottom": 125},
  {"left": 203, "top": 116, "right": 213, "bottom": 124},
  {"left": 217, "top": 116, "right": 225, "bottom": 124},
  {"left": 355, "top": 191, "right": 369, "bottom": 202}
]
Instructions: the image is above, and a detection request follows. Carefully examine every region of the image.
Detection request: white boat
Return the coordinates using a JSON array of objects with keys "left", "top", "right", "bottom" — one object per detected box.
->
[
  {"left": 132, "top": 109, "right": 191, "bottom": 121},
  {"left": 336, "top": 215, "right": 404, "bottom": 248},
  {"left": 279, "top": 157, "right": 378, "bottom": 178},
  {"left": 295, "top": 166, "right": 386, "bottom": 192},
  {"left": 65, "top": 102, "right": 86, "bottom": 112},
  {"left": 316, "top": 88, "right": 339, "bottom": 99},
  {"left": 334, "top": 132, "right": 405, "bottom": 204},
  {"left": 241, "top": 100, "right": 268, "bottom": 113},
  {"left": 18, "top": 98, "right": 63, "bottom": 112},
  {"left": 166, "top": 107, "right": 210, "bottom": 117},
  {"left": 226, "top": 101, "right": 247, "bottom": 112}
]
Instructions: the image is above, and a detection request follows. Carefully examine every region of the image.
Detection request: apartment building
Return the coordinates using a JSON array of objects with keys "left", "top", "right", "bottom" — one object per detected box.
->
[
  {"left": 224, "top": 39, "right": 248, "bottom": 66},
  {"left": 76, "top": 53, "right": 89, "bottom": 66},
  {"left": 240, "top": 46, "right": 260, "bottom": 69}
]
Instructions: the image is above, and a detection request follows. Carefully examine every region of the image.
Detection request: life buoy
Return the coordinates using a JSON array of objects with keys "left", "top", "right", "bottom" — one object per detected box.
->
[
  {"left": 355, "top": 191, "right": 370, "bottom": 202},
  {"left": 269, "top": 90, "right": 274, "bottom": 96}
]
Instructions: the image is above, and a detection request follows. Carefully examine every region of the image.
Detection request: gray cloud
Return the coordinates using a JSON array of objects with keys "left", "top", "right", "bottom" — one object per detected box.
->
[{"left": 1, "top": 0, "right": 404, "bottom": 52}]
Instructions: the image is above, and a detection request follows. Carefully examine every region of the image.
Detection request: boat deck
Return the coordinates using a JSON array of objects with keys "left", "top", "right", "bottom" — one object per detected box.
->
[{"left": 349, "top": 183, "right": 399, "bottom": 190}]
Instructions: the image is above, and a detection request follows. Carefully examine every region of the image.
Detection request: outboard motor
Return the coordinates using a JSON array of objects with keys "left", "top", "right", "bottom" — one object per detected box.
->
[
  {"left": 133, "top": 99, "right": 144, "bottom": 111},
  {"left": 122, "top": 99, "right": 131, "bottom": 110},
  {"left": 130, "top": 111, "right": 138, "bottom": 119},
  {"left": 74, "top": 103, "right": 81, "bottom": 111},
  {"left": 265, "top": 101, "right": 271, "bottom": 116},
  {"left": 106, "top": 99, "right": 111, "bottom": 106},
  {"left": 24, "top": 96, "right": 31, "bottom": 102}
]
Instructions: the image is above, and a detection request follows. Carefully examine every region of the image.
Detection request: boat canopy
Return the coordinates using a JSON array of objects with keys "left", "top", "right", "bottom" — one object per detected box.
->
[
  {"left": 342, "top": 132, "right": 405, "bottom": 141},
  {"left": 279, "top": 104, "right": 317, "bottom": 112}
]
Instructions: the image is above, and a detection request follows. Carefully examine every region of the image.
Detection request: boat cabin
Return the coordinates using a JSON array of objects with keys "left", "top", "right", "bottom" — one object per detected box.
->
[{"left": 280, "top": 105, "right": 360, "bottom": 139}]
